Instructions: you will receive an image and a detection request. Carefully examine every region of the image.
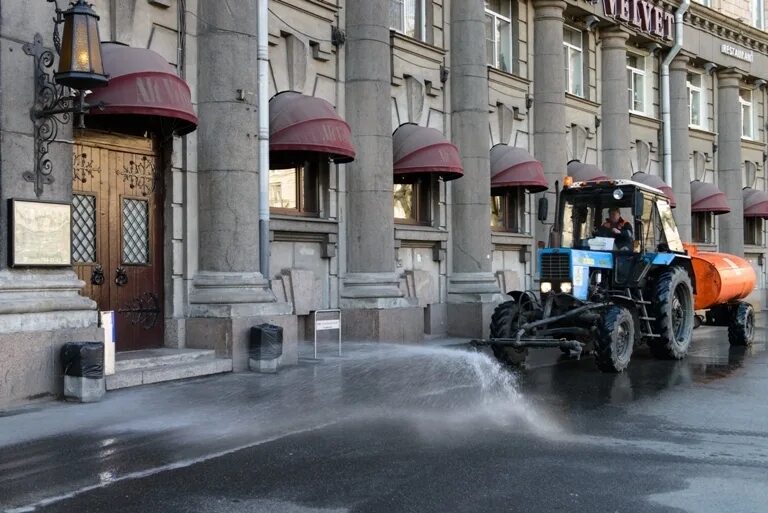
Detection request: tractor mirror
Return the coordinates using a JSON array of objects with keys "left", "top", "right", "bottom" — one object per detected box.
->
[
  {"left": 537, "top": 197, "right": 549, "bottom": 222},
  {"left": 634, "top": 191, "right": 645, "bottom": 218}
]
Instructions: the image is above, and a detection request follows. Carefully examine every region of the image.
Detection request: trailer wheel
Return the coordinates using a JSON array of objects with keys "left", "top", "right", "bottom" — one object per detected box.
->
[
  {"left": 490, "top": 301, "right": 528, "bottom": 367},
  {"left": 648, "top": 267, "right": 694, "bottom": 359},
  {"left": 728, "top": 302, "right": 754, "bottom": 347},
  {"left": 595, "top": 306, "right": 634, "bottom": 373}
]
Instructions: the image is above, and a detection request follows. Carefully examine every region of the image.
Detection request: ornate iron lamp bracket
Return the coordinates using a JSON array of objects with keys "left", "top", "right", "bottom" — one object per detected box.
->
[{"left": 22, "top": 31, "right": 103, "bottom": 198}]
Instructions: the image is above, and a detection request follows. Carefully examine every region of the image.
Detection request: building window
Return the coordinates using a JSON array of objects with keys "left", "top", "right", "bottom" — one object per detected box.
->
[
  {"left": 753, "top": 0, "right": 765, "bottom": 30},
  {"left": 687, "top": 73, "right": 705, "bottom": 128},
  {"left": 394, "top": 178, "right": 431, "bottom": 225},
  {"left": 691, "top": 212, "right": 713, "bottom": 244},
  {"left": 485, "top": 0, "right": 514, "bottom": 72},
  {"left": 695, "top": 0, "right": 712, "bottom": 6},
  {"left": 745, "top": 217, "right": 763, "bottom": 245},
  {"left": 390, "top": 0, "right": 427, "bottom": 42},
  {"left": 490, "top": 188, "right": 525, "bottom": 233},
  {"left": 564, "top": 27, "right": 584, "bottom": 97},
  {"left": 269, "top": 161, "right": 320, "bottom": 216},
  {"left": 741, "top": 88, "right": 754, "bottom": 139},
  {"left": 627, "top": 54, "right": 646, "bottom": 113}
]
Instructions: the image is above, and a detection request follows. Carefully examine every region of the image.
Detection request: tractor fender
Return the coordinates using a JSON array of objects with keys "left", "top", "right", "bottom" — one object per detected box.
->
[
  {"left": 672, "top": 256, "right": 697, "bottom": 294},
  {"left": 647, "top": 253, "right": 696, "bottom": 294},
  {"left": 508, "top": 290, "right": 539, "bottom": 308}
]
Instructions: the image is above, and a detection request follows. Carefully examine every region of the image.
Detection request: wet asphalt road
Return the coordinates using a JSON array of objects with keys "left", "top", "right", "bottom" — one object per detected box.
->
[{"left": 1, "top": 322, "right": 767, "bottom": 513}]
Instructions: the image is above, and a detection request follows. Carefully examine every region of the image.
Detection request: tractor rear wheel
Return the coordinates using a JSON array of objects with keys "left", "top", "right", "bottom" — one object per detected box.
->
[
  {"left": 595, "top": 306, "right": 634, "bottom": 373},
  {"left": 648, "top": 267, "right": 694, "bottom": 359},
  {"left": 490, "top": 301, "right": 528, "bottom": 367},
  {"left": 728, "top": 301, "right": 754, "bottom": 346}
]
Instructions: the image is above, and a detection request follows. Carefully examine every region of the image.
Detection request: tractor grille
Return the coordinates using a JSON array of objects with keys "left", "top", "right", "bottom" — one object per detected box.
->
[{"left": 540, "top": 253, "right": 570, "bottom": 281}]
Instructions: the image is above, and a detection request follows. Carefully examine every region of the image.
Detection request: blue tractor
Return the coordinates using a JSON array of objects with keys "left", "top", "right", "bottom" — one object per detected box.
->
[{"left": 476, "top": 179, "right": 697, "bottom": 373}]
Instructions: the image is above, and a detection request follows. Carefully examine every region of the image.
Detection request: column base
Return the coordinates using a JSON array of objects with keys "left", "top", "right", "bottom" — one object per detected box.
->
[
  {"left": 341, "top": 307, "right": 425, "bottom": 343},
  {"left": 340, "top": 272, "right": 414, "bottom": 309},
  {"left": 447, "top": 272, "right": 503, "bottom": 338}
]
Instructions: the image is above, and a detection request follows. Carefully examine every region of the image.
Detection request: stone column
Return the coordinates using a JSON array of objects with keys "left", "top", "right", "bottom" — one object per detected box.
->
[
  {"left": 717, "top": 69, "right": 745, "bottom": 255},
  {"left": 189, "top": 1, "right": 293, "bottom": 370},
  {"left": 446, "top": 0, "right": 502, "bottom": 338},
  {"left": 532, "top": 0, "right": 567, "bottom": 247},
  {"left": 600, "top": 28, "right": 631, "bottom": 179},
  {"left": 670, "top": 55, "right": 692, "bottom": 242},
  {"left": 341, "top": 0, "right": 422, "bottom": 341}
]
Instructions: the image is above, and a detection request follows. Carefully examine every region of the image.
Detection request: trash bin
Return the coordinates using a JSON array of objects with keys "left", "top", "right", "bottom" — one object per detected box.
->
[
  {"left": 61, "top": 342, "right": 105, "bottom": 403},
  {"left": 249, "top": 324, "right": 283, "bottom": 373}
]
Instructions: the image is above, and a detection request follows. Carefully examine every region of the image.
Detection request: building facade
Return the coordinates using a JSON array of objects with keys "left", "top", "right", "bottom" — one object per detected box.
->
[{"left": 2, "top": 0, "right": 768, "bottom": 408}]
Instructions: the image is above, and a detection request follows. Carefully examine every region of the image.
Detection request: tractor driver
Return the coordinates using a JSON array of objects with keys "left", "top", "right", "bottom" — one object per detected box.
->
[{"left": 598, "top": 207, "right": 633, "bottom": 251}]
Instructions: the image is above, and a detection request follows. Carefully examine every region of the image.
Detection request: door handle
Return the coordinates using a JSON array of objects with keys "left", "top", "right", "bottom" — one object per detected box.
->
[
  {"left": 90, "top": 264, "right": 105, "bottom": 285},
  {"left": 115, "top": 267, "right": 128, "bottom": 286}
]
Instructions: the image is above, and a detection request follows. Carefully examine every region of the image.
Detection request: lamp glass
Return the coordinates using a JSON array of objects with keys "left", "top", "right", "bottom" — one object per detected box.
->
[{"left": 54, "top": 0, "right": 107, "bottom": 90}]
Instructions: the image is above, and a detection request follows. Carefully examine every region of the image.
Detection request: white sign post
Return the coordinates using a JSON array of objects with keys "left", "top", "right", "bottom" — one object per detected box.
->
[
  {"left": 313, "top": 309, "right": 342, "bottom": 359},
  {"left": 100, "top": 311, "right": 116, "bottom": 376}
]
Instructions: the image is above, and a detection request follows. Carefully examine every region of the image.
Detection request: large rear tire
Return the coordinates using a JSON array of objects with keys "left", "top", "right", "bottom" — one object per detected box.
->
[
  {"left": 595, "top": 306, "right": 634, "bottom": 373},
  {"left": 648, "top": 267, "right": 694, "bottom": 360},
  {"left": 728, "top": 301, "right": 755, "bottom": 347},
  {"left": 490, "top": 301, "right": 528, "bottom": 367}
]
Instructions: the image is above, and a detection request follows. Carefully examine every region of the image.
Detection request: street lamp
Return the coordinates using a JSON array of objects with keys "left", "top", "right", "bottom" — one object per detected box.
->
[{"left": 22, "top": 0, "right": 109, "bottom": 198}]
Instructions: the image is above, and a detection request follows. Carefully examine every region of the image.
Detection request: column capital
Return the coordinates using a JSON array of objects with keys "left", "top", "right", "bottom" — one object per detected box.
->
[
  {"left": 670, "top": 54, "right": 691, "bottom": 71},
  {"left": 532, "top": 0, "right": 567, "bottom": 18},
  {"left": 718, "top": 68, "right": 745, "bottom": 88},
  {"left": 599, "top": 27, "right": 631, "bottom": 48}
]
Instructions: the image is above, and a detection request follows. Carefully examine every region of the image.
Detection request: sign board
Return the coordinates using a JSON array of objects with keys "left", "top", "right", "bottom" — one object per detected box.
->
[
  {"left": 602, "top": 0, "right": 675, "bottom": 41},
  {"left": 316, "top": 319, "right": 341, "bottom": 331},
  {"left": 9, "top": 199, "right": 72, "bottom": 267},
  {"left": 100, "top": 311, "right": 116, "bottom": 376},
  {"left": 721, "top": 44, "right": 754, "bottom": 63}
]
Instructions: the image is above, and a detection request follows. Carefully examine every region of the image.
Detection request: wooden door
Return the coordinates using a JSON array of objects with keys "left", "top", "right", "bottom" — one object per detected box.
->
[{"left": 72, "top": 131, "right": 164, "bottom": 351}]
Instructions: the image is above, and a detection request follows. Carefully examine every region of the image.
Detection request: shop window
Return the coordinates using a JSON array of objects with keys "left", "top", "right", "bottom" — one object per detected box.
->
[
  {"left": 627, "top": 54, "right": 646, "bottom": 114},
  {"left": 753, "top": 0, "right": 765, "bottom": 30},
  {"left": 490, "top": 188, "right": 525, "bottom": 233},
  {"left": 394, "top": 177, "right": 431, "bottom": 225},
  {"left": 390, "top": 0, "right": 428, "bottom": 42},
  {"left": 691, "top": 212, "right": 713, "bottom": 244},
  {"left": 563, "top": 27, "right": 584, "bottom": 97},
  {"left": 485, "top": 0, "right": 514, "bottom": 72},
  {"left": 687, "top": 73, "right": 705, "bottom": 128},
  {"left": 740, "top": 88, "right": 754, "bottom": 139},
  {"left": 745, "top": 217, "right": 763, "bottom": 246},
  {"left": 269, "top": 160, "right": 321, "bottom": 216}
]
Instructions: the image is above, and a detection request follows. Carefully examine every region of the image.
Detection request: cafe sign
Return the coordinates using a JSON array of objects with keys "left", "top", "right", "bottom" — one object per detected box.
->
[
  {"left": 721, "top": 44, "right": 754, "bottom": 63},
  {"left": 602, "top": 0, "right": 675, "bottom": 41}
]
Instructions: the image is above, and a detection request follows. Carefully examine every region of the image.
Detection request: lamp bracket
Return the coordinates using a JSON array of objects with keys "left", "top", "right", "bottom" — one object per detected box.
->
[
  {"left": 46, "top": 0, "right": 65, "bottom": 54},
  {"left": 23, "top": 33, "right": 99, "bottom": 198}
]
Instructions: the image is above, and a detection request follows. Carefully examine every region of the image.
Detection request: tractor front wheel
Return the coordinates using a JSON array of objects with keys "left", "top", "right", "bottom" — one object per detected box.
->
[
  {"left": 728, "top": 301, "right": 755, "bottom": 346},
  {"left": 648, "top": 267, "right": 694, "bottom": 359},
  {"left": 595, "top": 306, "right": 634, "bottom": 373},
  {"left": 490, "top": 301, "right": 528, "bottom": 368}
]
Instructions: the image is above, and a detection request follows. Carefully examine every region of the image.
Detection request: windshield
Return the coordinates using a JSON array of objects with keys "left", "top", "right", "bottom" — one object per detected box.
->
[{"left": 560, "top": 187, "right": 635, "bottom": 251}]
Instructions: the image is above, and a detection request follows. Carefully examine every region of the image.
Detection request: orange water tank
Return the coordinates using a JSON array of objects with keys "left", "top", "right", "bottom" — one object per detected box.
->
[{"left": 684, "top": 244, "right": 756, "bottom": 310}]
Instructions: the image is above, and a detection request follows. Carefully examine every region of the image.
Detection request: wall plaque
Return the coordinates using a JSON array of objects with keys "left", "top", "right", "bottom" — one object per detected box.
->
[
  {"left": 721, "top": 44, "right": 754, "bottom": 63},
  {"left": 9, "top": 199, "right": 72, "bottom": 267}
]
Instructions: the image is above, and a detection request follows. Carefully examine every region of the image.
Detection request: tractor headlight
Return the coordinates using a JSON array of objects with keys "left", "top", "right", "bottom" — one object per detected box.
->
[
  {"left": 613, "top": 188, "right": 624, "bottom": 200},
  {"left": 540, "top": 282, "right": 552, "bottom": 293},
  {"left": 560, "top": 282, "right": 573, "bottom": 294}
]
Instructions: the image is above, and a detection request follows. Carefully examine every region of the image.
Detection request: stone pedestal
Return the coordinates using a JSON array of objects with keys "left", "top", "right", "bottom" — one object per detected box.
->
[
  {"left": 717, "top": 69, "right": 745, "bottom": 255},
  {"left": 670, "top": 55, "right": 693, "bottom": 241},
  {"left": 600, "top": 28, "right": 631, "bottom": 179},
  {"left": 63, "top": 376, "right": 105, "bottom": 403},
  {"left": 532, "top": 0, "right": 567, "bottom": 248}
]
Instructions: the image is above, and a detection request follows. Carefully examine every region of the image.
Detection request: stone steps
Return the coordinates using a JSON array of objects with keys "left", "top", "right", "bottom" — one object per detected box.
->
[{"left": 107, "top": 349, "right": 232, "bottom": 390}]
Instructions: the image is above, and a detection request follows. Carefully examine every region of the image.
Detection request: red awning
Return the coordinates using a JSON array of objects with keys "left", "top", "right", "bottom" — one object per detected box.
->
[
  {"left": 270, "top": 91, "right": 355, "bottom": 167},
  {"left": 393, "top": 124, "right": 463, "bottom": 181},
  {"left": 631, "top": 172, "right": 676, "bottom": 208},
  {"left": 567, "top": 161, "right": 609, "bottom": 182},
  {"left": 691, "top": 180, "right": 731, "bottom": 214},
  {"left": 86, "top": 43, "right": 197, "bottom": 135},
  {"left": 490, "top": 145, "right": 548, "bottom": 192},
  {"left": 743, "top": 188, "right": 768, "bottom": 218}
]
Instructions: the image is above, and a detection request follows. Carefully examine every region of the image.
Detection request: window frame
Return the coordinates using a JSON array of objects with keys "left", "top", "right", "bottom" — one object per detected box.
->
[
  {"left": 490, "top": 187, "right": 525, "bottom": 233},
  {"left": 740, "top": 88, "right": 754, "bottom": 140},
  {"left": 268, "top": 159, "right": 322, "bottom": 217},
  {"left": 753, "top": 0, "right": 765, "bottom": 30},
  {"left": 691, "top": 211, "right": 713, "bottom": 244},
  {"left": 626, "top": 53, "right": 647, "bottom": 114},
  {"left": 394, "top": 177, "right": 432, "bottom": 226},
  {"left": 745, "top": 217, "right": 764, "bottom": 246},
  {"left": 687, "top": 73, "right": 706, "bottom": 129},
  {"left": 563, "top": 26, "right": 584, "bottom": 97},
  {"left": 485, "top": 1, "right": 514, "bottom": 72},
  {"left": 390, "top": 0, "right": 428, "bottom": 43}
]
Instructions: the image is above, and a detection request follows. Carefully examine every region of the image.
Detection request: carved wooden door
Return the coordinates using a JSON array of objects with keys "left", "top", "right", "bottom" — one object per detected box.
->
[{"left": 72, "top": 131, "right": 164, "bottom": 351}]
